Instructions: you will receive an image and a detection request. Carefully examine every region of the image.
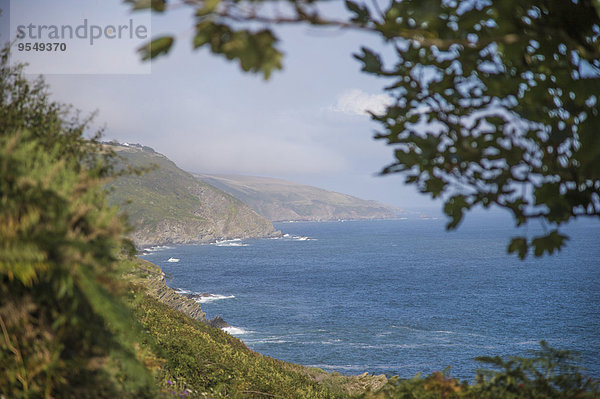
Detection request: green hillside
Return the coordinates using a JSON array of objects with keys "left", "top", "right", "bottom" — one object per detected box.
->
[
  {"left": 107, "top": 145, "right": 278, "bottom": 247},
  {"left": 195, "top": 174, "right": 403, "bottom": 222},
  {"left": 127, "top": 258, "right": 385, "bottom": 398}
]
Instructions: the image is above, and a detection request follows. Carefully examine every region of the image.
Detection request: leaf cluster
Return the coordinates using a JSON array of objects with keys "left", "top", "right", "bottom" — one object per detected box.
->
[
  {"left": 130, "top": 0, "right": 283, "bottom": 79},
  {"left": 0, "top": 47, "right": 154, "bottom": 398},
  {"left": 361, "top": 341, "right": 599, "bottom": 398},
  {"left": 351, "top": 0, "right": 600, "bottom": 257}
]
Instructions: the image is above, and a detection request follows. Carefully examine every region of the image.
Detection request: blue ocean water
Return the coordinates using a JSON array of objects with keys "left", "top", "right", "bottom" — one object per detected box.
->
[{"left": 141, "top": 214, "right": 600, "bottom": 380}]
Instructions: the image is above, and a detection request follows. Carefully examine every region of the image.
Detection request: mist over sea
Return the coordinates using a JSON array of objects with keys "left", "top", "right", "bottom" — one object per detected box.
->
[{"left": 141, "top": 215, "right": 600, "bottom": 380}]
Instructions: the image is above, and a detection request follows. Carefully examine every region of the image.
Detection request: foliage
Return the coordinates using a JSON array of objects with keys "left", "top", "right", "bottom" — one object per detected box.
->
[
  {"left": 128, "top": 280, "right": 359, "bottom": 398},
  {"left": 131, "top": 0, "right": 600, "bottom": 258},
  {"left": 361, "top": 371, "right": 465, "bottom": 399},
  {"left": 0, "top": 52, "right": 117, "bottom": 179},
  {"left": 471, "top": 341, "right": 599, "bottom": 398},
  {"left": 0, "top": 48, "right": 154, "bottom": 398},
  {"left": 358, "top": 0, "right": 600, "bottom": 258},
  {"left": 361, "top": 342, "right": 599, "bottom": 398},
  {"left": 128, "top": 0, "right": 283, "bottom": 79},
  {"left": 107, "top": 147, "right": 209, "bottom": 227}
]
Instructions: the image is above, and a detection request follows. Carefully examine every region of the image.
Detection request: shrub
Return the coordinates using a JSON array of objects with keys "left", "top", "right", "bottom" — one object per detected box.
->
[{"left": 0, "top": 47, "right": 153, "bottom": 398}]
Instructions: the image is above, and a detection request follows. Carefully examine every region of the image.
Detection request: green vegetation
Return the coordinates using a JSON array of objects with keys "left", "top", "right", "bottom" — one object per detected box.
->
[
  {"left": 362, "top": 342, "right": 600, "bottom": 398},
  {"left": 196, "top": 174, "right": 402, "bottom": 222},
  {"left": 356, "top": 1, "right": 600, "bottom": 259},
  {"left": 107, "top": 146, "right": 278, "bottom": 247},
  {"left": 109, "top": 146, "right": 208, "bottom": 226},
  {"left": 133, "top": 0, "right": 600, "bottom": 258},
  {"left": 0, "top": 47, "right": 155, "bottom": 398}
]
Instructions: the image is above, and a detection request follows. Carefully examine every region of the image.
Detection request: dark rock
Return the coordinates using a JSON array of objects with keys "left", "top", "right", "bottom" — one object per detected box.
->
[
  {"left": 183, "top": 292, "right": 211, "bottom": 301},
  {"left": 143, "top": 272, "right": 206, "bottom": 321},
  {"left": 208, "top": 316, "right": 230, "bottom": 329}
]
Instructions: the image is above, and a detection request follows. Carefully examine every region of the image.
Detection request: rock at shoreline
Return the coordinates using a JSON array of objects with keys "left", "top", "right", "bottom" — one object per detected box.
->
[
  {"left": 134, "top": 260, "right": 233, "bottom": 328},
  {"left": 208, "top": 316, "right": 230, "bottom": 329},
  {"left": 182, "top": 292, "right": 212, "bottom": 301}
]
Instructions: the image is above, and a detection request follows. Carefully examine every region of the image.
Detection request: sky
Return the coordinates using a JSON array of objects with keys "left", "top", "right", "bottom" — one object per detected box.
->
[{"left": 0, "top": 0, "right": 443, "bottom": 213}]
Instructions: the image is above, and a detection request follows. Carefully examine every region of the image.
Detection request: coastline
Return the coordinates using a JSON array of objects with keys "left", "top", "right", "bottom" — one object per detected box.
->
[
  {"left": 129, "top": 257, "right": 389, "bottom": 396},
  {"left": 132, "top": 258, "right": 233, "bottom": 329}
]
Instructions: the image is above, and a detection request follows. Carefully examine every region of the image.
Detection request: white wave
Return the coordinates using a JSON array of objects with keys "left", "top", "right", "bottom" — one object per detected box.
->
[
  {"left": 309, "top": 363, "right": 432, "bottom": 372},
  {"left": 281, "top": 234, "right": 316, "bottom": 241},
  {"left": 141, "top": 245, "right": 174, "bottom": 254},
  {"left": 393, "top": 325, "right": 425, "bottom": 333},
  {"left": 214, "top": 239, "right": 248, "bottom": 247},
  {"left": 246, "top": 339, "right": 292, "bottom": 344},
  {"left": 194, "top": 294, "right": 236, "bottom": 303},
  {"left": 307, "top": 364, "right": 370, "bottom": 372},
  {"left": 321, "top": 339, "right": 343, "bottom": 345},
  {"left": 145, "top": 245, "right": 173, "bottom": 251},
  {"left": 222, "top": 326, "right": 253, "bottom": 335},
  {"left": 174, "top": 290, "right": 236, "bottom": 303},
  {"left": 514, "top": 340, "right": 539, "bottom": 346}
]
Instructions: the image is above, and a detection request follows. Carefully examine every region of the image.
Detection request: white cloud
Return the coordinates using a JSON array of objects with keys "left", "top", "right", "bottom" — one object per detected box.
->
[{"left": 331, "top": 89, "right": 393, "bottom": 116}]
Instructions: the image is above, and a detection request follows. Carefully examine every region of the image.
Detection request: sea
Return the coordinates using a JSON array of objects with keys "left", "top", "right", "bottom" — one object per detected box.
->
[{"left": 140, "top": 213, "right": 600, "bottom": 381}]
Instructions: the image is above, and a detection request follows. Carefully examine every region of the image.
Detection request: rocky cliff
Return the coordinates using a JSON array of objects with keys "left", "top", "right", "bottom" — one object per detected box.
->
[
  {"left": 142, "top": 271, "right": 206, "bottom": 321},
  {"left": 133, "top": 259, "right": 228, "bottom": 328},
  {"left": 196, "top": 174, "right": 403, "bottom": 222},
  {"left": 106, "top": 144, "right": 280, "bottom": 247}
]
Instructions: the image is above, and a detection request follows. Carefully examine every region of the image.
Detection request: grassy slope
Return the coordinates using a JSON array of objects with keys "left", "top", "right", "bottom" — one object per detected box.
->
[
  {"left": 107, "top": 146, "right": 277, "bottom": 246},
  {"left": 127, "top": 259, "right": 385, "bottom": 398},
  {"left": 195, "top": 174, "right": 403, "bottom": 222}
]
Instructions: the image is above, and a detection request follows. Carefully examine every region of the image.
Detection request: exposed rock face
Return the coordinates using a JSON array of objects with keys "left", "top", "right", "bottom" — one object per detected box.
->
[
  {"left": 134, "top": 258, "right": 239, "bottom": 328},
  {"left": 207, "top": 316, "right": 230, "bottom": 329},
  {"left": 131, "top": 217, "right": 279, "bottom": 247},
  {"left": 135, "top": 260, "right": 233, "bottom": 329},
  {"left": 142, "top": 269, "right": 206, "bottom": 321}
]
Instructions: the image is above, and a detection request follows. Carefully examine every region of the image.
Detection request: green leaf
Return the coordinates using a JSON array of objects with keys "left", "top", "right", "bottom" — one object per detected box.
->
[
  {"left": 195, "top": 0, "right": 220, "bottom": 17},
  {"left": 138, "top": 36, "right": 175, "bottom": 60},
  {"left": 345, "top": 0, "right": 371, "bottom": 25},
  {"left": 508, "top": 237, "right": 528, "bottom": 259},
  {"left": 531, "top": 230, "right": 569, "bottom": 257},
  {"left": 124, "top": 0, "right": 166, "bottom": 12},
  {"left": 353, "top": 47, "right": 383, "bottom": 74},
  {"left": 443, "top": 194, "right": 469, "bottom": 229},
  {"left": 192, "top": 23, "right": 282, "bottom": 79}
]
